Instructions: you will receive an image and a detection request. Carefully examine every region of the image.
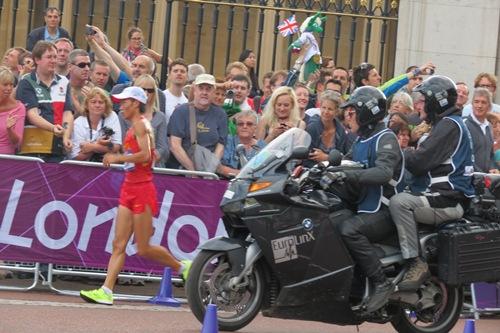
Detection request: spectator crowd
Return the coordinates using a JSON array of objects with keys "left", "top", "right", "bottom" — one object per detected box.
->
[{"left": 1, "top": 6, "right": 500, "bottom": 179}]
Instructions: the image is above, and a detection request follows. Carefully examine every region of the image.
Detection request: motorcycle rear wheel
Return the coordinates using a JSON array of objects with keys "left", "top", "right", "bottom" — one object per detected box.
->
[
  {"left": 390, "top": 280, "right": 463, "bottom": 333},
  {"left": 186, "top": 250, "right": 265, "bottom": 331}
]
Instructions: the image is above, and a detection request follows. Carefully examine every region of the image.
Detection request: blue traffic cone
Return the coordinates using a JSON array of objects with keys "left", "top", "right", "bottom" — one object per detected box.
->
[
  {"left": 148, "top": 267, "right": 181, "bottom": 307},
  {"left": 201, "top": 304, "right": 218, "bottom": 333},
  {"left": 463, "top": 319, "right": 475, "bottom": 333}
]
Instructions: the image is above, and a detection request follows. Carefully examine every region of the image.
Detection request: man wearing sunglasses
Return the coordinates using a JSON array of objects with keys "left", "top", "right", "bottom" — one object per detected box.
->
[{"left": 68, "top": 49, "right": 92, "bottom": 117}]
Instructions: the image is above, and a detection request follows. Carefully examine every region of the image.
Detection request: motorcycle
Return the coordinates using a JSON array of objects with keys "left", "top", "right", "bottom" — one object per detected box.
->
[{"left": 186, "top": 128, "right": 500, "bottom": 333}]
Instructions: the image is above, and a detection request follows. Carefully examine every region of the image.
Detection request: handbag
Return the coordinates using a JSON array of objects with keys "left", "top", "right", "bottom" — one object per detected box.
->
[
  {"left": 19, "top": 126, "right": 54, "bottom": 154},
  {"left": 188, "top": 104, "right": 220, "bottom": 173}
]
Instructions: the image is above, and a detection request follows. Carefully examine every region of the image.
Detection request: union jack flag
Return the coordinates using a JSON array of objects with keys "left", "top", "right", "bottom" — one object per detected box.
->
[{"left": 278, "top": 15, "right": 299, "bottom": 37}]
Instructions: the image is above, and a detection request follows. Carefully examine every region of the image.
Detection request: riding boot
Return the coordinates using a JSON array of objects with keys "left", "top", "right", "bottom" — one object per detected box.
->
[
  {"left": 398, "top": 257, "right": 430, "bottom": 291},
  {"left": 365, "top": 271, "right": 394, "bottom": 313}
]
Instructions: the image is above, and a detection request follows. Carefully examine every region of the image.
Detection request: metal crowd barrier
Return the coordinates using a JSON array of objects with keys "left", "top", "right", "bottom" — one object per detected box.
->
[
  {"left": 0, "top": 262, "right": 40, "bottom": 292},
  {"left": 59, "top": 160, "right": 220, "bottom": 180},
  {"left": 0, "top": 155, "right": 44, "bottom": 292},
  {"left": 0, "top": 155, "right": 220, "bottom": 302}
]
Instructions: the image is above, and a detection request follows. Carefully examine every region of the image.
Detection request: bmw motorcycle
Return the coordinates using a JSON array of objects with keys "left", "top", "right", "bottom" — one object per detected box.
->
[{"left": 186, "top": 128, "right": 500, "bottom": 333}]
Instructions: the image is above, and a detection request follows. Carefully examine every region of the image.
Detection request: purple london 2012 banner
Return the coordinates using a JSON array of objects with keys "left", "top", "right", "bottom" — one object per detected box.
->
[{"left": 0, "top": 158, "right": 228, "bottom": 275}]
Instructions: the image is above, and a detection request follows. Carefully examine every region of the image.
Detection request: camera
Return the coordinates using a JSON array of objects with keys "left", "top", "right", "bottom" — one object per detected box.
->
[
  {"left": 223, "top": 90, "right": 235, "bottom": 108},
  {"left": 85, "top": 24, "right": 97, "bottom": 36},
  {"left": 100, "top": 126, "right": 115, "bottom": 139},
  {"left": 140, "top": 43, "right": 148, "bottom": 52}
]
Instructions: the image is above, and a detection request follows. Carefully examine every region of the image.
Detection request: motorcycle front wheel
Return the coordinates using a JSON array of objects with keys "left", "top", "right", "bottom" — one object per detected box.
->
[
  {"left": 186, "top": 250, "right": 265, "bottom": 331},
  {"left": 390, "top": 279, "right": 463, "bottom": 333}
]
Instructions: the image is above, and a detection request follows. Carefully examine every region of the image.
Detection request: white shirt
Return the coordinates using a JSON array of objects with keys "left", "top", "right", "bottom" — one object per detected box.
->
[
  {"left": 71, "top": 111, "right": 122, "bottom": 159},
  {"left": 470, "top": 112, "right": 490, "bottom": 135},
  {"left": 164, "top": 89, "right": 188, "bottom": 125}
]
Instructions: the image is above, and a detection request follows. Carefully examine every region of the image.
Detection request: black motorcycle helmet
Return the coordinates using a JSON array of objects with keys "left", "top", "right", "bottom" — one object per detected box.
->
[
  {"left": 413, "top": 75, "right": 457, "bottom": 122},
  {"left": 341, "top": 86, "right": 387, "bottom": 129}
]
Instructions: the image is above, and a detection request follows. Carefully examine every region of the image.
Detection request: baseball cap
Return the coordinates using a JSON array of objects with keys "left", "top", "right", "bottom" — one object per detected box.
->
[
  {"left": 194, "top": 73, "right": 216, "bottom": 86},
  {"left": 111, "top": 86, "right": 147, "bottom": 104}
]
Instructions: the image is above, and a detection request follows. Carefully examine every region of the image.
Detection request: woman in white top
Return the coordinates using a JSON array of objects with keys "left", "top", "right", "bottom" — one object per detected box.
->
[{"left": 71, "top": 87, "right": 122, "bottom": 161}]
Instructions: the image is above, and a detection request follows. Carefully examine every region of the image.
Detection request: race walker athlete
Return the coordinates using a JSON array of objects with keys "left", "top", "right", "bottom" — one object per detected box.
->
[{"left": 80, "top": 86, "right": 190, "bottom": 305}]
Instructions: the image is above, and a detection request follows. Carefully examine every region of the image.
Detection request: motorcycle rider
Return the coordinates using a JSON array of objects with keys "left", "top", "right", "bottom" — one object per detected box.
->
[
  {"left": 321, "top": 86, "right": 403, "bottom": 312},
  {"left": 389, "top": 76, "right": 475, "bottom": 291}
]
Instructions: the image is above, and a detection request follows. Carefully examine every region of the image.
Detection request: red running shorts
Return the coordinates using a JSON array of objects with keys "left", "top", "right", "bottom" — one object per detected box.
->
[{"left": 119, "top": 182, "right": 159, "bottom": 215}]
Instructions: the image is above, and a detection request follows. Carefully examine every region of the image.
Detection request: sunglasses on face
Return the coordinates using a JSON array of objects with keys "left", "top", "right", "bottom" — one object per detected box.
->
[
  {"left": 141, "top": 88, "right": 156, "bottom": 94},
  {"left": 74, "top": 62, "right": 91, "bottom": 68},
  {"left": 236, "top": 121, "right": 255, "bottom": 127}
]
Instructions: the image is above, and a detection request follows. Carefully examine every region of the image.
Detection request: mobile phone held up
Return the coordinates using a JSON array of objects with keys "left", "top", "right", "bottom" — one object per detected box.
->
[{"left": 85, "top": 24, "right": 97, "bottom": 36}]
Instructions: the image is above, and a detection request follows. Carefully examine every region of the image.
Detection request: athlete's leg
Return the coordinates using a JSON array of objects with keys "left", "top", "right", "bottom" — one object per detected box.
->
[
  {"left": 103, "top": 205, "right": 134, "bottom": 291},
  {"left": 133, "top": 205, "right": 181, "bottom": 271}
]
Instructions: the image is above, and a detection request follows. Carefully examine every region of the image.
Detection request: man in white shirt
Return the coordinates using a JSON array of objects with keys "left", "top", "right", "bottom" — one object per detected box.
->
[
  {"left": 164, "top": 58, "right": 188, "bottom": 125},
  {"left": 464, "top": 87, "right": 494, "bottom": 173}
]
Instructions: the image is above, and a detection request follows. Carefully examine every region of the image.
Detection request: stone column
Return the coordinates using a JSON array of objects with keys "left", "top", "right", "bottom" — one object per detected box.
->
[{"left": 395, "top": 0, "right": 500, "bottom": 102}]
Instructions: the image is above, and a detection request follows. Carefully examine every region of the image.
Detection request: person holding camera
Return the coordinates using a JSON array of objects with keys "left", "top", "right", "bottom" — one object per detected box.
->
[
  {"left": 223, "top": 74, "right": 254, "bottom": 135},
  {"left": 70, "top": 87, "right": 121, "bottom": 161}
]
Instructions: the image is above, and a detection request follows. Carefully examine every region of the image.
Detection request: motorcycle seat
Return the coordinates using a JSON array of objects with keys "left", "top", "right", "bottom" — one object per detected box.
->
[{"left": 417, "top": 219, "right": 465, "bottom": 235}]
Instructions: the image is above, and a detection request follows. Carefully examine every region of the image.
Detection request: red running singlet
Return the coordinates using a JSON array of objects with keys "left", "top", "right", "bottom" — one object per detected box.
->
[{"left": 122, "top": 120, "right": 155, "bottom": 184}]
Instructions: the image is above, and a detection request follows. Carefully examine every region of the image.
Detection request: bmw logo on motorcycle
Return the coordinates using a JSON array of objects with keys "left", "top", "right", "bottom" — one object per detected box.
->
[{"left": 302, "top": 218, "right": 313, "bottom": 231}]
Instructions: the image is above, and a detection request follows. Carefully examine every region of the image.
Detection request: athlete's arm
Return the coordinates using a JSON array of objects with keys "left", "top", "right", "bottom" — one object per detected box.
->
[{"left": 103, "top": 120, "right": 151, "bottom": 166}]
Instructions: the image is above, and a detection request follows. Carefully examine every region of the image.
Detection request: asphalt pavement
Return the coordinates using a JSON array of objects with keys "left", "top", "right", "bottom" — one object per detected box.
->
[{"left": 0, "top": 274, "right": 499, "bottom": 333}]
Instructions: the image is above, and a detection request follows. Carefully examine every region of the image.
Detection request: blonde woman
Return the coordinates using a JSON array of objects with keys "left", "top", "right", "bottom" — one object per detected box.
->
[
  {"left": 71, "top": 87, "right": 121, "bottom": 161},
  {"left": 0, "top": 67, "right": 26, "bottom": 154},
  {"left": 256, "top": 86, "right": 306, "bottom": 143},
  {"left": 119, "top": 74, "right": 169, "bottom": 167}
]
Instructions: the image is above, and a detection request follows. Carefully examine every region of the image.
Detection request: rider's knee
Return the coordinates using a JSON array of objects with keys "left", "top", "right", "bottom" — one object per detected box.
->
[
  {"left": 389, "top": 192, "right": 413, "bottom": 212},
  {"left": 338, "top": 218, "right": 358, "bottom": 238}
]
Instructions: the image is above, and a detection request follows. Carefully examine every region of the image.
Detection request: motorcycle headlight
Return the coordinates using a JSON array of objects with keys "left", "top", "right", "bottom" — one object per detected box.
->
[{"left": 248, "top": 181, "right": 273, "bottom": 193}]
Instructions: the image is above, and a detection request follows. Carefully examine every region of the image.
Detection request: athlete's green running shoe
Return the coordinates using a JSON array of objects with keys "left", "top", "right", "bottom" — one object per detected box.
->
[
  {"left": 80, "top": 288, "right": 113, "bottom": 305},
  {"left": 180, "top": 260, "right": 192, "bottom": 282}
]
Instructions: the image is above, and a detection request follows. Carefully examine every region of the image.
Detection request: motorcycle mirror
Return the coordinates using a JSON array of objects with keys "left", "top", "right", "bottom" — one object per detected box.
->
[
  {"left": 290, "top": 146, "right": 309, "bottom": 160},
  {"left": 328, "top": 150, "right": 343, "bottom": 166}
]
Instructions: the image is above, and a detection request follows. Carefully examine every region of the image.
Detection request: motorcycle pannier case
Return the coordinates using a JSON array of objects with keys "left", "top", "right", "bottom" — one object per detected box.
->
[{"left": 438, "top": 222, "right": 500, "bottom": 285}]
